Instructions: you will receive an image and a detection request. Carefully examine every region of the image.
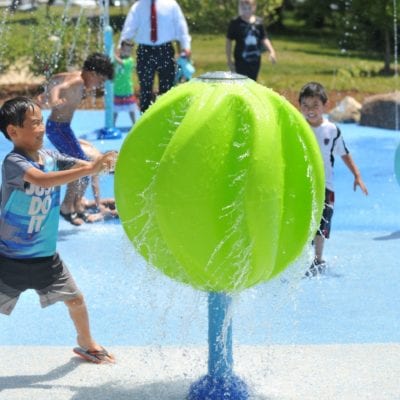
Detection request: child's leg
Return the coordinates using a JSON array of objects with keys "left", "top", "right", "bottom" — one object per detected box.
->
[
  {"left": 36, "top": 255, "right": 114, "bottom": 363},
  {"left": 61, "top": 182, "right": 79, "bottom": 215},
  {"left": 314, "top": 189, "right": 334, "bottom": 264},
  {"left": 313, "top": 234, "right": 325, "bottom": 263},
  {"left": 305, "top": 235, "right": 326, "bottom": 277},
  {"left": 68, "top": 178, "right": 103, "bottom": 223},
  {"left": 65, "top": 295, "right": 94, "bottom": 348},
  {"left": 65, "top": 295, "right": 114, "bottom": 362},
  {"left": 73, "top": 178, "right": 89, "bottom": 213},
  {"left": 60, "top": 183, "right": 85, "bottom": 226}
]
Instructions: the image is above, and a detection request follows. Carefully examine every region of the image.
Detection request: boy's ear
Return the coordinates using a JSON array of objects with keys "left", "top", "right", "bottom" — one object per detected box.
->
[{"left": 6, "top": 124, "right": 17, "bottom": 138}]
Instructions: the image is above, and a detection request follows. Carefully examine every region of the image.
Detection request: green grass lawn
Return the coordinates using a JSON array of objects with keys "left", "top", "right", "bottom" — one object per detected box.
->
[
  {"left": 191, "top": 34, "right": 398, "bottom": 99},
  {"left": 1, "top": 5, "right": 398, "bottom": 105}
]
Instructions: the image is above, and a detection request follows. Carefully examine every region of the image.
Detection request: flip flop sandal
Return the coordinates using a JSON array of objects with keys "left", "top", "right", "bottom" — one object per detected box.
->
[
  {"left": 60, "top": 211, "right": 84, "bottom": 226},
  {"left": 73, "top": 346, "right": 114, "bottom": 364},
  {"left": 76, "top": 211, "right": 91, "bottom": 222},
  {"left": 77, "top": 211, "right": 104, "bottom": 223}
]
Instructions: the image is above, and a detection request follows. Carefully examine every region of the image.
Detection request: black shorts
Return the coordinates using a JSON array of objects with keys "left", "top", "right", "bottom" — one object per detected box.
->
[
  {"left": 316, "top": 189, "right": 335, "bottom": 239},
  {"left": 0, "top": 253, "right": 81, "bottom": 315}
]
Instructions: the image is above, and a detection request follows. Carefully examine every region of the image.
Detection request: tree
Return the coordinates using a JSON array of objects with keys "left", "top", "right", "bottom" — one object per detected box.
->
[
  {"left": 344, "top": 0, "right": 396, "bottom": 74},
  {"left": 292, "top": 0, "right": 334, "bottom": 28},
  {"left": 179, "top": 0, "right": 283, "bottom": 33},
  {"left": 290, "top": 0, "right": 397, "bottom": 74}
]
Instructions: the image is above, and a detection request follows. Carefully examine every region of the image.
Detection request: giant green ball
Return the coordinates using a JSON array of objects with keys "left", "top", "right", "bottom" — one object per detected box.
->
[{"left": 115, "top": 72, "right": 324, "bottom": 292}]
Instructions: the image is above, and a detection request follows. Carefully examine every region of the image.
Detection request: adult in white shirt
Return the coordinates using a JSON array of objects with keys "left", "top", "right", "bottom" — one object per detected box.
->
[{"left": 120, "top": 0, "right": 191, "bottom": 112}]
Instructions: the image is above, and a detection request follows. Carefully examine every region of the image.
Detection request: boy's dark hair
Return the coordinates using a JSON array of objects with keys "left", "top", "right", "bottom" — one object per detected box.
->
[
  {"left": 121, "top": 39, "right": 134, "bottom": 48},
  {"left": 298, "top": 82, "right": 328, "bottom": 105},
  {"left": 0, "top": 96, "right": 40, "bottom": 141},
  {"left": 83, "top": 52, "right": 114, "bottom": 80}
]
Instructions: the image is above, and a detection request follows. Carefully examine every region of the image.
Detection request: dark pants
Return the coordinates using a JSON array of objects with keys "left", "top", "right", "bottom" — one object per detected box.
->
[
  {"left": 136, "top": 42, "right": 176, "bottom": 112},
  {"left": 235, "top": 58, "right": 261, "bottom": 81}
]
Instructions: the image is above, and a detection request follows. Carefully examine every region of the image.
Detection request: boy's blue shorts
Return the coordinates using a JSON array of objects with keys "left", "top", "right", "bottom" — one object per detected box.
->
[{"left": 46, "top": 119, "right": 89, "bottom": 161}]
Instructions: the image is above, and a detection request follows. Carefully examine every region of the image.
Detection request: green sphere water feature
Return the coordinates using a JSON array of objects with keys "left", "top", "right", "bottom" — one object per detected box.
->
[{"left": 115, "top": 72, "right": 325, "bottom": 292}]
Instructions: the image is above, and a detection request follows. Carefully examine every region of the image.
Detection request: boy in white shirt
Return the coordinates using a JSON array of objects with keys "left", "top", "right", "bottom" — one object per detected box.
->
[{"left": 299, "top": 82, "right": 368, "bottom": 276}]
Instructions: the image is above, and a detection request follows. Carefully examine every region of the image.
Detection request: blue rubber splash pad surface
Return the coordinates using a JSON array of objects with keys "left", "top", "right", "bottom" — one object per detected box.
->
[{"left": 1, "top": 110, "right": 399, "bottom": 347}]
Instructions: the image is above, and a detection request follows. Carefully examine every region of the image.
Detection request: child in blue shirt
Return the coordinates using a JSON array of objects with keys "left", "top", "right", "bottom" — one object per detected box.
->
[{"left": 0, "top": 97, "right": 116, "bottom": 364}]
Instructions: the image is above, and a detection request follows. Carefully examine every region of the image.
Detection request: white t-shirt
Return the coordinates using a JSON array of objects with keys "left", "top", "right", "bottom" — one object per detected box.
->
[
  {"left": 121, "top": 0, "right": 191, "bottom": 49},
  {"left": 311, "top": 119, "right": 349, "bottom": 191}
]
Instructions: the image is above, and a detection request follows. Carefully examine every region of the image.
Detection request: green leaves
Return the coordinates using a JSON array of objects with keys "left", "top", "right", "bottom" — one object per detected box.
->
[{"left": 179, "top": 0, "right": 284, "bottom": 33}]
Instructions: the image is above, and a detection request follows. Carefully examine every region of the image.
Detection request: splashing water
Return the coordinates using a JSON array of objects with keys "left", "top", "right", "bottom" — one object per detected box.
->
[
  {"left": 83, "top": 20, "right": 93, "bottom": 61},
  {"left": 66, "top": 6, "right": 85, "bottom": 69},
  {"left": 47, "top": 1, "right": 72, "bottom": 78}
]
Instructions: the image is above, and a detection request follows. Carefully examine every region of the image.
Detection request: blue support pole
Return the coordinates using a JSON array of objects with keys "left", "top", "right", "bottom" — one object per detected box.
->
[
  {"left": 208, "top": 291, "right": 233, "bottom": 378},
  {"left": 104, "top": 25, "right": 114, "bottom": 131},
  {"left": 188, "top": 292, "right": 249, "bottom": 400},
  {"left": 97, "top": 7, "right": 122, "bottom": 140}
]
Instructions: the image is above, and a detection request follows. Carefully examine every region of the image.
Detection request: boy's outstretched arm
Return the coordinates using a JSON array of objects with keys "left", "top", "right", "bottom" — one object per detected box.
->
[
  {"left": 262, "top": 38, "right": 277, "bottom": 64},
  {"left": 341, "top": 153, "right": 368, "bottom": 195},
  {"left": 24, "top": 152, "right": 117, "bottom": 189}
]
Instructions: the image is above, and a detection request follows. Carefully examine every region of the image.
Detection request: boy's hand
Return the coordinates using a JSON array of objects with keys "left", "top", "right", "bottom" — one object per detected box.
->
[
  {"left": 182, "top": 49, "right": 191, "bottom": 59},
  {"left": 354, "top": 176, "right": 368, "bottom": 195},
  {"left": 94, "top": 151, "right": 118, "bottom": 175}
]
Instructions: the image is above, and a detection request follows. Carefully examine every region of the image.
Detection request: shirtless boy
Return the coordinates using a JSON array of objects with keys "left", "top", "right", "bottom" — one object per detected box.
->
[{"left": 38, "top": 53, "right": 114, "bottom": 226}]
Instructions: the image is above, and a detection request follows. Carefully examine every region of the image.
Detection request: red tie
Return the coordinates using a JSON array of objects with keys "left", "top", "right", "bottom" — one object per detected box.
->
[{"left": 150, "top": 0, "right": 157, "bottom": 42}]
